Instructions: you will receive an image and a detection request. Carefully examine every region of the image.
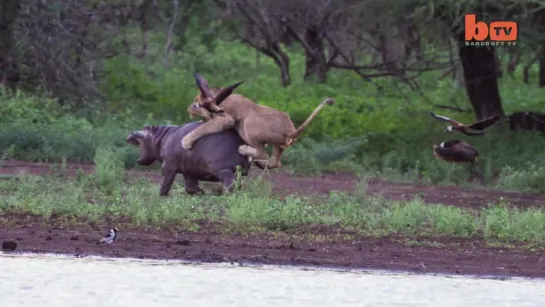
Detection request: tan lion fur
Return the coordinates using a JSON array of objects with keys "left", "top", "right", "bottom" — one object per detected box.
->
[
  {"left": 187, "top": 101, "right": 215, "bottom": 122},
  {"left": 181, "top": 74, "right": 334, "bottom": 169},
  {"left": 186, "top": 91, "right": 267, "bottom": 153}
]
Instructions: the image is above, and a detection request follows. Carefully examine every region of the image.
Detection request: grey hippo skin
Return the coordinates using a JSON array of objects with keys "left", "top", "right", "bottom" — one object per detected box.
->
[{"left": 126, "top": 122, "right": 251, "bottom": 196}]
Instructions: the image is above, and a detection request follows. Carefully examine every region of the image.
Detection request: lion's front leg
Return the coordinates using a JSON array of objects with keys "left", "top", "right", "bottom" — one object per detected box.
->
[
  {"left": 182, "top": 115, "right": 235, "bottom": 150},
  {"left": 196, "top": 108, "right": 214, "bottom": 122}
]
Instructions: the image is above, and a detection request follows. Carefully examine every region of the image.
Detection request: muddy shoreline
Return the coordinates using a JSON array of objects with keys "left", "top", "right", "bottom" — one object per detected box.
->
[
  {"left": 2, "top": 160, "right": 545, "bottom": 278},
  {"left": 1, "top": 214, "right": 545, "bottom": 278}
]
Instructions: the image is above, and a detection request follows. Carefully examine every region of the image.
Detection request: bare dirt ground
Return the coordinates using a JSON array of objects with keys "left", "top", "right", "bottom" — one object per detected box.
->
[{"left": 1, "top": 160, "right": 545, "bottom": 278}]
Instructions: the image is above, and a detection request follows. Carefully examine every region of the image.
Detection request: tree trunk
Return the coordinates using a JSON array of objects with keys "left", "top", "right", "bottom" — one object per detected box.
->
[
  {"left": 303, "top": 30, "right": 318, "bottom": 80},
  {"left": 539, "top": 47, "right": 545, "bottom": 88},
  {"left": 495, "top": 52, "right": 503, "bottom": 78},
  {"left": 449, "top": 37, "right": 465, "bottom": 89},
  {"left": 280, "top": 26, "right": 294, "bottom": 47},
  {"left": 523, "top": 54, "right": 538, "bottom": 84},
  {"left": 271, "top": 44, "right": 291, "bottom": 87},
  {"left": 378, "top": 27, "right": 407, "bottom": 78},
  {"left": 303, "top": 28, "right": 327, "bottom": 83},
  {"left": 174, "top": 0, "right": 194, "bottom": 51},
  {"left": 457, "top": 34, "right": 504, "bottom": 119},
  {"left": 137, "top": 0, "right": 154, "bottom": 57},
  {"left": 0, "top": 0, "right": 20, "bottom": 91},
  {"left": 506, "top": 49, "right": 521, "bottom": 75},
  {"left": 404, "top": 22, "right": 421, "bottom": 61}
]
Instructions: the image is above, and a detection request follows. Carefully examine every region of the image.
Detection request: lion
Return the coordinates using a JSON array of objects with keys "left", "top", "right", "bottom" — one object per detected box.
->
[
  {"left": 187, "top": 99, "right": 271, "bottom": 149},
  {"left": 181, "top": 73, "right": 335, "bottom": 169}
]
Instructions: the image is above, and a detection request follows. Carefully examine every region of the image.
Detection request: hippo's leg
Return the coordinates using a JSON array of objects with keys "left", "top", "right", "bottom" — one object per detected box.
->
[
  {"left": 160, "top": 167, "right": 177, "bottom": 196},
  {"left": 182, "top": 174, "right": 205, "bottom": 195},
  {"left": 216, "top": 169, "right": 238, "bottom": 194}
]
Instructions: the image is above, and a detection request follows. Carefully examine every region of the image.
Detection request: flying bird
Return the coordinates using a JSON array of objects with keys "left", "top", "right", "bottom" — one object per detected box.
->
[
  {"left": 97, "top": 227, "right": 118, "bottom": 245},
  {"left": 432, "top": 140, "right": 479, "bottom": 164},
  {"left": 430, "top": 112, "right": 500, "bottom": 136}
]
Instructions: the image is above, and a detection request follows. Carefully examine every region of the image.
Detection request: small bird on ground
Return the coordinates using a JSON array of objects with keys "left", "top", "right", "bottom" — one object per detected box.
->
[
  {"left": 96, "top": 227, "right": 118, "bottom": 245},
  {"left": 430, "top": 112, "right": 501, "bottom": 136}
]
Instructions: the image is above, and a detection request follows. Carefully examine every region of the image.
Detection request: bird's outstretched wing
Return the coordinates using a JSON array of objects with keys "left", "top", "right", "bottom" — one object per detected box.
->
[
  {"left": 467, "top": 115, "right": 501, "bottom": 131},
  {"left": 430, "top": 112, "right": 460, "bottom": 125}
]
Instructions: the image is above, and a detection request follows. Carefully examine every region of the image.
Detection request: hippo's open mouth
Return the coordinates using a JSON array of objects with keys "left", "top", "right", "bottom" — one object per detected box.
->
[{"left": 126, "top": 133, "right": 142, "bottom": 146}]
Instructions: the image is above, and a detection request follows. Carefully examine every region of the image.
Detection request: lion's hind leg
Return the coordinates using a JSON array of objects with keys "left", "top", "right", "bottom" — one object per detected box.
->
[{"left": 182, "top": 115, "right": 235, "bottom": 150}]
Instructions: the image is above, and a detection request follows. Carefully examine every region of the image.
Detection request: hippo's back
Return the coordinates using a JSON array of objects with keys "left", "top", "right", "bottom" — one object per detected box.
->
[{"left": 169, "top": 121, "right": 250, "bottom": 179}]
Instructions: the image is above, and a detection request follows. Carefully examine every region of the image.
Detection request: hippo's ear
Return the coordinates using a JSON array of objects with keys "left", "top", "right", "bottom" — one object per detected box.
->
[
  {"left": 143, "top": 125, "right": 156, "bottom": 131},
  {"left": 213, "top": 81, "right": 244, "bottom": 106},
  {"left": 194, "top": 72, "right": 213, "bottom": 99}
]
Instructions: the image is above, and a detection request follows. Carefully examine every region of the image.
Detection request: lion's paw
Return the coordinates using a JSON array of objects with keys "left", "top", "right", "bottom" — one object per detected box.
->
[{"left": 181, "top": 137, "right": 194, "bottom": 150}]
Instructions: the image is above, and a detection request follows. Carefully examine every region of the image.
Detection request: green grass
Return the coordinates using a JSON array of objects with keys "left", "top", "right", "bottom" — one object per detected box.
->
[{"left": 1, "top": 149, "right": 545, "bottom": 247}]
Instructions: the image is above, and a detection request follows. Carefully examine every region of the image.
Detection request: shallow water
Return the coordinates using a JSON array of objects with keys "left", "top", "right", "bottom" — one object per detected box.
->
[{"left": 1, "top": 253, "right": 544, "bottom": 307}]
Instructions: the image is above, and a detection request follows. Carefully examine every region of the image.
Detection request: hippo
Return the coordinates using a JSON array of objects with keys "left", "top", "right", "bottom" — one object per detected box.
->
[{"left": 126, "top": 122, "right": 251, "bottom": 196}]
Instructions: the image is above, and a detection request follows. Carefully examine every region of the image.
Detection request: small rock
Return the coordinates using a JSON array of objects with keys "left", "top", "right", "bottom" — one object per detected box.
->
[
  {"left": 204, "top": 239, "right": 212, "bottom": 244},
  {"left": 45, "top": 236, "right": 52, "bottom": 241},
  {"left": 70, "top": 236, "right": 79, "bottom": 241},
  {"left": 2, "top": 240, "right": 17, "bottom": 251},
  {"left": 175, "top": 240, "right": 191, "bottom": 246}
]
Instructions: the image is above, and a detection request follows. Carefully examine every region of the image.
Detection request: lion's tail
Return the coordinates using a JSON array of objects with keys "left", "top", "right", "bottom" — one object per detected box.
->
[{"left": 286, "top": 98, "right": 334, "bottom": 146}]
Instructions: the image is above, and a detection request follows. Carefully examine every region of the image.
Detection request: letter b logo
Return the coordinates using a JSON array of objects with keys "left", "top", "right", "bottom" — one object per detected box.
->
[
  {"left": 465, "top": 14, "right": 488, "bottom": 41},
  {"left": 465, "top": 14, "right": 518, "bottom": 42}
]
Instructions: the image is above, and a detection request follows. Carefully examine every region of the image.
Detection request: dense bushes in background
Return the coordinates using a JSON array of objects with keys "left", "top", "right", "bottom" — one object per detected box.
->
[{"left": 1, "top": 39, "right": 545, "bottom": 192}]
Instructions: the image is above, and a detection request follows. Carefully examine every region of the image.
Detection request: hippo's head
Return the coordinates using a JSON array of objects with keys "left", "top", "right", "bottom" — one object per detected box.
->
[{"left": 126, "top": 125, "right": 158, "bottom": 166}]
